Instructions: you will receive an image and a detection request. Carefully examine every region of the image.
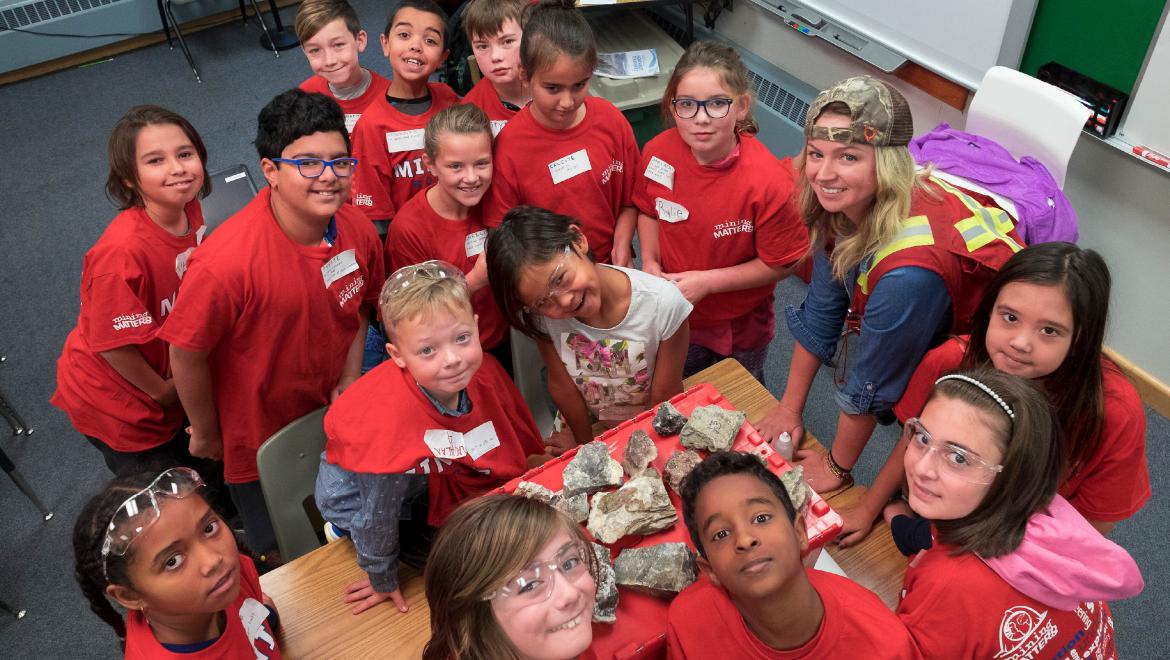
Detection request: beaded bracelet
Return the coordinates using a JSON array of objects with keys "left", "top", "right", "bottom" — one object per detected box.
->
[{"left": 825, "top": 447, "right": 854, "bottom": 487}]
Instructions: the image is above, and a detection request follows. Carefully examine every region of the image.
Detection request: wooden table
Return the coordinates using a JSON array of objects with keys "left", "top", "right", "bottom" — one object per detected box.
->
[{"left": 261, "top": 359, "right": 907, "bottom": 658}]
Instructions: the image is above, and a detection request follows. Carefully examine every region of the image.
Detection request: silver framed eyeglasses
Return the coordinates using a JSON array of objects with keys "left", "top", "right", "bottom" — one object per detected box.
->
[
  {"left": 271, "top": 157, "right": 358, "bottom": 178},
  {"left": 670, "top": 96, "right": 736, "bottom": 119},
  {"left": 903, "top": 417, "right": 1004, "bottom": 484}
]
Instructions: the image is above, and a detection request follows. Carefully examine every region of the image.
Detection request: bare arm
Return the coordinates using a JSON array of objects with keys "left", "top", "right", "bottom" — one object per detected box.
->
[
  {"left": 99, "top": 346, "right": 176, "bottom": 406},
  {"left": 466, "top": 253, "right": 489, "bottom": 293},
  {"left": 332, "top": 316, "right": 369, "bottom": 401},
  {"left": 757, "top": 341, "right": 822, "bottom": 443},
  {"left": 664, "top": 258, "right": 791, "bottom": 305},
  {"left": 836, "top": 434, "right": 909, "bottom": 547},
  {"left": 170, "top": 345, "right": 221, "bottom": 460},
  {"left": 611, "top": 206, "right": 638, "bottom": 268},
  {"left": 1088, "top": 519, "right": 1117, "bottom": 536},
  {"left": 636, "top": 212, "right": 661, "bottom": 276},
  {"left": 649, "top": 321, "right": 689, "bottom": 407},
  {"left": 536, "top": 337, "right": 594, "bottom": 447}
]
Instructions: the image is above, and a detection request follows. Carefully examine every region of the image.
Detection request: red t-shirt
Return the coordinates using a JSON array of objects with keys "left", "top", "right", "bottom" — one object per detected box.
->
[
  {"left": 349, "top": 82, "right": 461, "bottom": 222},
  {"left": 51, "top": 201, "right": 204, "bottom": 451},
  {"left": 482, "top": 96, "right": 639, "bottom": 264},
  {"left": 386, "top": 188, "right": 509, "bottom": 350},
  {"left": 124, "top": 555, "right": 280, "bottom": 659},
  {"left": 298, "top": 70, "right": 392, "bottom": 135},
  {"left": 897, "top": 541, "right": 1116, "bottom": 659},
  {"left": 157, "top": 188, "right": 383, "bottom": 483},
  {"left": 667, "top": 570, "right": 916, "bottom": 659},
  {"left": 324, "top": 355, "right": 543, "bottom": 525},
  {"left": 632, "top": 130, "right": 808, "bottom": 328},
  {"left": 460, "top": 77, "right": 518, "bottom": 136},
  {"left": 894, "top": 337, "right": 1151, "bottom": 522}
]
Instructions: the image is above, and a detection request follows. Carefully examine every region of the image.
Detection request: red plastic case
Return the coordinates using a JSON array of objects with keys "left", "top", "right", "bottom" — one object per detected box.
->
[{"left": 497, "top": 383, "right": 843, "bottom": 659}]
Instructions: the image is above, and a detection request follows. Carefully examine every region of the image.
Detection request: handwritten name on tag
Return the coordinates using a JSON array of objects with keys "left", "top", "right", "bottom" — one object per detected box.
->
[
  {"left": 321, "top": 249, "right": 359, "bottom": 288},
  {"left": 549, "top": 149, "right": 592, "bottom": 185},
  {"left": 345, "top": 114, "right": 361, "bottom": 134},
  {"left": 655, "top": 198, "right": 690, "bottom": 223},
  {"left": 462, "top": 421, "right": 501, "bottom": 460},
  {"left": 465, "top": 229, "right": 487, "bottom": 257},
  {"left": 490, "top": 120, "right": 507, "bottom": 137},
  {"left": 423, "top": 429, "right": 468, "bottom": 460},
  {"left": 644, "top": 156, "right": 675, "bottom": 189},
  {"left": 386, "top": 129, "right": 425, "bottom": 153}
]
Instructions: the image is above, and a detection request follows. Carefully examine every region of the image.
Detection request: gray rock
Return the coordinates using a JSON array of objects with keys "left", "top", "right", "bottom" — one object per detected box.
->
[
  {"left": 621, "top": 430, "right": 658, "bottom": 478},
  {"left": 586, "top": 472, "right": 677, "bottom": 544},
  {"left": 614, "top": 542, "right": 698, "bottom": 597},
  {"left": 652, "top": 401, "right": 689, "bottom": 436},
  {"left": 679, "top": 405, "right": 746, "bottom": 452},
  {"left": 558, "top": 492, "right": 590, "bottom": 524},
  {"left": 562, "top": 440, "right": 624, "bottom": 498},
  {"left": 780, "top": 466, "right": 811, "bottom": 516},
  {"left": 591, "top": 544, "right": 619, "bottom": 623},
  {"left": 663, "top": 449, "right": 703, "bottom": 495}
]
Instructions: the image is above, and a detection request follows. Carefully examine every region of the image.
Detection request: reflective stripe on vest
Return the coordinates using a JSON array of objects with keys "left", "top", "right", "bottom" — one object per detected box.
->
[
  {"left": 856, "top": 215, "right": 933, "bottom": 294},
  {"left": 932, "top": 177, "right": 1023, "bottom": 254}
]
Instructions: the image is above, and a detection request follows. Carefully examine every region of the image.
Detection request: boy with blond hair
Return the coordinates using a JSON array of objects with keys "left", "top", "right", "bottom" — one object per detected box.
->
[
  {"left": 316, "top": 261, "right": 543, "bottom": 614},
  {"left": 460, "top": 0, "right": 529, "bottom": 135},
  {"left": 295, "top": 0, "right": 390, "bottom": 134}
]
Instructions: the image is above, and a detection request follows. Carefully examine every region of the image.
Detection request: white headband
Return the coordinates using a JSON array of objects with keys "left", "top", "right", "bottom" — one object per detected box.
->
[{"left": 935, "top": 374, "right": 1016, "bottom": 420}]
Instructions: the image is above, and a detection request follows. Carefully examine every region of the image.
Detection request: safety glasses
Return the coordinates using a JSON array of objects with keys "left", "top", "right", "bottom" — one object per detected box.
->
[{"left": 101, "top": 467, "right": 205, "bottom": 578}]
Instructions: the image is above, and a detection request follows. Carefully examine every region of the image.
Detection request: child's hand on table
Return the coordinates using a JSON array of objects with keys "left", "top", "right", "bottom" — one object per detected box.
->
[
  {"left": 544, "top": 427, "right": 577, "bottom": 456},
  {"left": 343, "top": 578, "right": 408, "bottom": 614}
]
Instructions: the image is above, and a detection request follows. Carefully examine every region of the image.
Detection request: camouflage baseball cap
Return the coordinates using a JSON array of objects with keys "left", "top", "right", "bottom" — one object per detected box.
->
[{"left": 804, "top": 76, "right": 913, "bottom": 147}]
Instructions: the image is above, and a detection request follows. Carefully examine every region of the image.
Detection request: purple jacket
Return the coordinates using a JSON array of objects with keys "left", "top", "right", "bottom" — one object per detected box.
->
[{"left": 909, "top": 123, "right": 1078, "bottom": 243}]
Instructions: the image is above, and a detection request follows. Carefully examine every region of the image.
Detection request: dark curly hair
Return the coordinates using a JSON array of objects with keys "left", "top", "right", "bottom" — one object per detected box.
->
[
  {"left": 254, "top": 88, "right": 350, "bottom": 161},
  {"left": 680, "top": 451, "right": 797, "bottom": 558}
]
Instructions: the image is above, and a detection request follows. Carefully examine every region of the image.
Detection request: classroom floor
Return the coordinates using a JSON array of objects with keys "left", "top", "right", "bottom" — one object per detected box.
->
[{"left": 0, "top": 3, "right": 1165, "bottom": 657}]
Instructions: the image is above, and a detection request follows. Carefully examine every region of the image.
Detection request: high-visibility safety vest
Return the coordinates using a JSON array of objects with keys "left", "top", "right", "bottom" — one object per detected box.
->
[{"left": 850, "top": 178, "right": 1023, "bottom": 334}]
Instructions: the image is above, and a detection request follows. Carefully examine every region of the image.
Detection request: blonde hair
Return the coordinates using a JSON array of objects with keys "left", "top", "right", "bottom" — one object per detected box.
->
[
  {"left": 294, "top": 0, "right": 361, "bottom": 44},
  {"left": 424, "top": 104, "right": 492, "bottom": 161},
  {"left": 422, "top": 495, "right": 599, "bottom": 660},
  {"left": 661, "top": 40, "right": 758, "bottom": 136},
  {"left": 379, "top": 268, "right": 473, "bottom": 339},
  {"left": 796, "top": 102, "right": 932, "bottom": 281}
]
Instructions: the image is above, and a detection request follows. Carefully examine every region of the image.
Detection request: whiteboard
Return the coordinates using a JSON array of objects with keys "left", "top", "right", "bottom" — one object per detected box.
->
[
  {"left": 796, "top": 0, "right": 1039, "bottom": 90},
  {"left": 1119, "top": 3, "right": 1170, "bottom": 156}
]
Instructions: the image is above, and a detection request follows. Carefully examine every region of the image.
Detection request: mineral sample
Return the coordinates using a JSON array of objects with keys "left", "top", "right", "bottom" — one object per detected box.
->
[
  {"left": 679, "top": 405, "right": 746, "bottom": 452},
  {"left": 780, "top": 466, "right": 811, "bottom": 516},
  {"left": 558, "top": 492, "right": 590, "bottom": 524},
  {"left": 663, "top": 449, "right": 703, "bottom": 495},
  {"left": 652, "top": 401, "right": 688, "bottom": 436},
  {"left": 562, "top": 441, "right": 623, "bottom": 498},
  {"left": 586, "top": 472, "right": 677, "bottom": 544},
  {"left": 621, "top": 430, "right": 658, "bottom": 477},
  {"left": 591, "top": 544, "right": 619, "bottom": 623},
  {"left": 514, "top": 481, "right": 559, "bottom": 506},
  {"left": 614, "top": 542, "right": 697, "bottom": 597}
]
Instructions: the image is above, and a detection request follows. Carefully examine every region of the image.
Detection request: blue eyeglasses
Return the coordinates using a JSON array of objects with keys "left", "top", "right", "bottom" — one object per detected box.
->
[{"left": 271, "top": 157, "right": 359, "bottom": 178}]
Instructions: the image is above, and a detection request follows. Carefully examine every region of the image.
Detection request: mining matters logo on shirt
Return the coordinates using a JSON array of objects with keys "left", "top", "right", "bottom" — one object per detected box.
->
[
  {"left": 996, "top": 605, "right": 1057, "bottom": 659},
  {"left": 712, "top": 218, "right": 754, "bottom": 239},
  {"left": 112, "top": 312, "right": 153, "bottom": 332}
]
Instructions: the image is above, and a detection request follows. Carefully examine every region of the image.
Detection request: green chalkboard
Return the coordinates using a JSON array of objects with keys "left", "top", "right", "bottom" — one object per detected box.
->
[{"left": 1020, "top": 0, "right": 1167, "bottom": 95}]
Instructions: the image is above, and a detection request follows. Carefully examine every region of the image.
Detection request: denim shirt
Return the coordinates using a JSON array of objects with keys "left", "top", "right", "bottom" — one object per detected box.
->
[
  {"left": 314, "top": 386, "right": 470, "bottom": 592},
  {"left": 786, "top": 248, "right": 952, "bottom": 419}
]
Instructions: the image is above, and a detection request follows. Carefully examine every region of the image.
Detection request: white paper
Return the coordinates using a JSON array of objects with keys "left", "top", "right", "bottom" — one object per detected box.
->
[
  {"left": 549, "top": 149, "right": 592, "bottom": 185},
  {"left": 465, "top": 229, "right": 487, "bottom": 257},
  {"left": 490, "top": 120, "right": 507, "bottom": 137},
  {"left": 345, "top": 114, "right": 361, "bottom": 135},
  {"left": 462, "top": 421, "right": 501, "bottom": 460},
  {"left": 655, "top": 198, "right": 690, "bottom": 223},
  {"left": 385, "top": 128, "right": 425, "bottom": 153},
  {"left": 423, "top": 429, "right": 468, "bottom": 460},
  {"left": 644, "top": 156, "right": 675, "bottom": 190},
  {"left": 595, "top": 49, "right": 660, "bottom": 79},
  {"left": 321, "top": 248, "right": 359, "bottom": 288}
]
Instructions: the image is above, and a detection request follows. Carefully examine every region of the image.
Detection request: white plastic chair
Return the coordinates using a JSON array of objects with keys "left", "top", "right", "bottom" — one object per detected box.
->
[{"left": 965, "top": 66, "right": 1092, "bottom": 188}]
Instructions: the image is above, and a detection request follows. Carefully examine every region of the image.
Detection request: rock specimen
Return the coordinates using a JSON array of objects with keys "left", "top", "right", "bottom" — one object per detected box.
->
[
  {"left": 562, "top": 440, "right": 623, "bottom": 498},
  {"left": 587, "top": 472, "right": 677, "bottom": 544},
  {"left": 558, "top": 492, "right": 590, "bottom": 524},
  {"left": 614, "top": 542, "right": 697, "bottom": 597},
  {"left": 663, "top": 449, "right": 703, "bottom": 495},
  {"left": 652, "top": 401, "right": 688, "bottom": 436},
  {"left": 621, "top": 430, "right": 658, "bottom": 477},
  {"left": 679, "top": 405, "right": 746, "bottom": 452},
  {"left": 780, "top": 465, "right": 811, "bottom": 516},
  {"left": 591, "top": 544, "right": 619, "bottom": 623},
  {"left": 514, "top": 481, "right": 559, "bottom": 505}
]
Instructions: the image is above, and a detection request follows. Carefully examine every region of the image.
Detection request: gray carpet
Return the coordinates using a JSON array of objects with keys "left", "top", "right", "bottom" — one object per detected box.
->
[{"left": 0, "top": 3, "right": 1165, "bottom": 657}]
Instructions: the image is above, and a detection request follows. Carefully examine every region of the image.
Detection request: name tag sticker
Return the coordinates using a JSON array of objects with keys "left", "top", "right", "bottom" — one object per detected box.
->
[
  {"left": 423, "top": 429, "right": 467, "bottom": 460},
  {"left": 490, "top": 120, "right": 507, "bottom": 137},
  {"left": 655, "top": 198, "right": 690, "bottom": 223},
  {"left": 344, "top": 114, "right": 361, "bottom": 135},
  {"left": 321, "top": 249, "right": 359, "bottom": 288},
  {"left": 549, "top": 149, "right": 592, "bottom": 185},
  {"left": 462, "top": 421, "right": 501, "bottom": 460},
  {"left": 195, "top": 225, "right": 207, "bottom": 245},
  {"left": 644, "top": 156, "right": 675, "bottom": 189},
  {"left": 465, "top": 229, "right": 487, "bottom": 257},
  {"left": 386, "top": 129, "right": 425, "bottom": 153}
]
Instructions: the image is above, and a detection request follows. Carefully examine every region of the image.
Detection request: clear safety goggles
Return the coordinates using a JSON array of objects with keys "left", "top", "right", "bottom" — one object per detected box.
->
[
  {"left": 381, "top": 260, "right": 467, "bottom": 306},
  {"left": 525, "top": 246, "right": 573, "bottom": 313},
  {"left": 101, "top": 467, "right": 205, "bottom": 576},
  {"left": 485, "top": 540, "right": 591, "bottom": 607},
  {"left": 903, "top": 418, "right": 1004, "bottom": 485}
]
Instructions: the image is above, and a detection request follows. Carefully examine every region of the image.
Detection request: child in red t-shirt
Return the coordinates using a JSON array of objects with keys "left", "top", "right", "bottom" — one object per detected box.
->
[
  {"left": 387, "top": 104, "right": 511, "bottom": 372},
  {"left": 836, "top": 243, "right": 1150, "bottom": 548},
  {"left": 73, "top": 468, "right": 281, "bottom": 658},
  {"left": 892, "top": 368, "right": 1143, "bottom": 658},
  {"left": 159, "top": 90, "right": 383, "bottom": 563},
  {"left": 316, "top": 261, "right": 543, "bottom": 614},
  {"left": 482, "top": 0, "right": 640, "bottom": 267},
  {"left": 460, "top": 0, "right": 529, "bottom": 134},
  {"left": 634, "top": 42, "right": 808, "bottom": 385},
  {"left": 349, "top": 0, "right": 460, "bottom": 235},
  {"left": 295, "top": 0, "right": 391, "bottom": 135},
  {"left": 52, "top": 105, "right": 222, "bottom": 484},
  {"left": 668, "top": 451, "right": 915, "bottom": 659}
]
